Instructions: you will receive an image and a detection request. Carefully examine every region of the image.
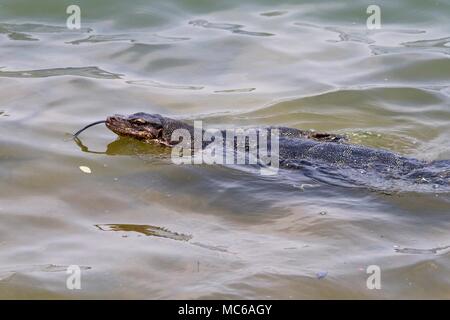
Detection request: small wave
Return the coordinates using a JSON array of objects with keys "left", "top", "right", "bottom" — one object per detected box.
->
[
  {"left": 347, "top": 130, "right": 419, "bottom": 154},
  {"left": 126, "top": 79, "right": 203, "bottom": 90},
  {"left": 260, "top": 11, "right": 287, "bottom": 17},
  {"left": 402, "top": 36, "right": 450, "bottom": 48},
  {"left": 370, "top": 37, "right": 450, "bottom": 56},
  {"left": 68, "top": 33, "right": 190, "bottom": 45},
  {"left": 0, "top": 22, "right": 91, "bottom": 42},
  {"left": 280, "top": 163, "right": 450, "bottom": 194},
  {"left": 214, "top": 87, "right": 255, "bottom": 93},
  {"left": 369, "top": 45, "right": 407, "bottom": 56},
  {"left": 295, "top": 22, "right": 426, "bottom": 46},
  {"left": 0, "top": 264, "right": 91, "bottom": 282},
  {"left": 400, "top": 36, "right": 450, "bottom": 55},
  {"left": 236, "top": 86, "right": 445, "bottom": 120},
  {"left": 189, "top": 19, "right": 274, "bottom": 37},
  {"left": 0, "top": 66, "right": 122, "bottom": 79},
  {"left": 294, "top": 22, "right": 374, "bottom": 44},
  {"left": 191, "top": 242, "right": 230, "bottom": 253},
  {"left": 395, "top": 245, "right": 450, "bottom": 255},
  {"left": 68, "top": 34, "right": 135, "bottom": 45}
]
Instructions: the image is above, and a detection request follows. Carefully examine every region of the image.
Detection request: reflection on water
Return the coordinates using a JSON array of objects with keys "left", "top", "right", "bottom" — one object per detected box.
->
[
  {"left": 395, "top": 245, "right": 450, "bottom": 255},
  {"left": 189, "top": 19, "right": 275, "bottom": 37},
  {"left": 0, "top": 0, "right": 450, "bottom": 299},
  {"left": 75, "top": 136, "right": 171, "bottom": 160},
  {"left": 95, "top": 224, "right": 193, "bottom": 241}
]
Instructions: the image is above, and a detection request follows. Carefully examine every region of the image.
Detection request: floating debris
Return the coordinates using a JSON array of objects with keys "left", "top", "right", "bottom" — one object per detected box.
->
[
  {"left": 294, "top": 183, "right": 318, "bottom": 191},
  {"left": 79, "top": 166, "right": 92, "bottom": 174},
  {"left": 316, "top": 271, "right": 328, "bottom": 279}
]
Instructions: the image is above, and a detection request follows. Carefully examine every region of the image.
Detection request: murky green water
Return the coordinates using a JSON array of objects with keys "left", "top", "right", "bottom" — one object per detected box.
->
[{"left": 0, "top": 0, "right": 449, "bottom": 299}]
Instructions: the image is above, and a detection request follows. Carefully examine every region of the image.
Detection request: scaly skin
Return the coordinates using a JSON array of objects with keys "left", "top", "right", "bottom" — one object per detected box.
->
[{"left": 104, "top": 112, "right": 450, "bottom": 191}]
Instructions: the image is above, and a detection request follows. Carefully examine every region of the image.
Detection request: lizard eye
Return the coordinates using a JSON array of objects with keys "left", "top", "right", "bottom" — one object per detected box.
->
[{"left": 131, "top": 118, "right": 147, "bottom": 125}]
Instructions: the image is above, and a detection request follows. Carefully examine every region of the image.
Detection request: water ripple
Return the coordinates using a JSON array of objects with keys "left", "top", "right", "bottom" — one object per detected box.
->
[
  {"left": 402, "top": 36, "right": 450, "bottom": 48},
  {"left": 295, "top": 22, "right": 426, "bottom": 45},
  {"left": 0, "top": 22, "right": 91, "bottom": 41},
  {"left": 68, "top": 33, "right": 190, "bottom": 45},
  {"left": 126, "top": 79, "right": 204, "bottom": 90},
  {"left": 294, "top": 22, "right": 375, "bottom": 44},
  {"left": 0, "top": 264, "right": 91, "bottom": 282},
  {"left": 189, "top": 19, "right": 274, "bottom": 37},
  {"left": 95, "top": 223, "right": 193, "bottom": 241},
  {"left": 395, "top": 245, "right": 450, "bottom": 255},
  {"left": 260, "top": 11, "right": 288, "bottom": 17},
  {"left": 214, "top": 87, "right": 255, "bottom": 93},
  {"left": 0, "top": 66, "right": 122, "bottom": 79}
]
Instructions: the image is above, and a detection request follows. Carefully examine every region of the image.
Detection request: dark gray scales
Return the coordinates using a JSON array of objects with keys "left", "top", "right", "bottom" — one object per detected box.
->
[{"left": 90, "top": 112, "right": 450, "bottom": 191}]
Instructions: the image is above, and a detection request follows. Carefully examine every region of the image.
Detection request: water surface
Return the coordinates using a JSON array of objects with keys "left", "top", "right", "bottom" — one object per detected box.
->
[{"left": 0, "top": 0, "right": 449, "bottom": 299}]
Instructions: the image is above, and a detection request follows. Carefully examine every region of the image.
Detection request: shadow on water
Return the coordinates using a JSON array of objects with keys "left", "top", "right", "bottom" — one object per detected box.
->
[{"left": 95, "top": 224, "right": 231, "bottom": 253}]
